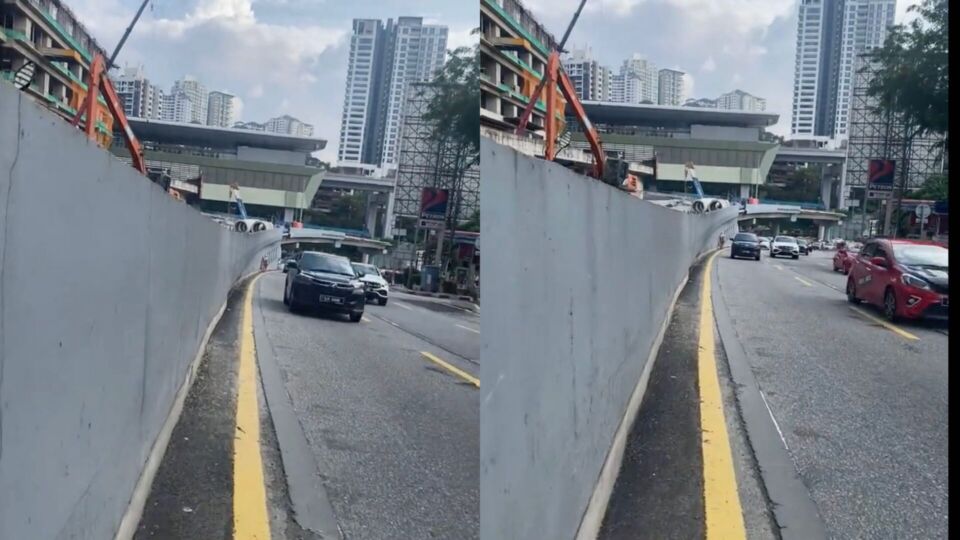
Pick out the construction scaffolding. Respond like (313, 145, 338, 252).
(843, 57, 947, 238)
(394, 82, 480, 229)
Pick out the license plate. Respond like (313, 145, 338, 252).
(942, 297, 949, 307)
(319, 295, 343, 305)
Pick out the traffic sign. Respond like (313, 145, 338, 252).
(915, 204, 932, 219)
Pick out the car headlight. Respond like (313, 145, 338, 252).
(901, 274, 931, 290)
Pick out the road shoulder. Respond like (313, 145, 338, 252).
(599, 254, 779, 540)
(134, 281, 246, 539)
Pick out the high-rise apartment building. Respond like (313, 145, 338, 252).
(163, 76, 208, 124)
(717, 89, 766, 111)
(563, 48, 611, 102)
(161, 92, 192, 124)
(206, 91, 236, 128)
(337, 17, 448, 169)
(114, 66, 164, 120)
(265, 115, 314, 137)
(790, 0, 896, 141)
(657, 68, 685, 106)
(619, 54, 658, 104)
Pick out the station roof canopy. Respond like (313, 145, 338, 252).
(128, 118, 326, 153)
(578, 101, 779, 129)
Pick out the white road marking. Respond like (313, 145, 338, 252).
(759, 390, 789, 451)
(774, 265, 784, 271)
(394, 302, 414, 311)
(794, 276, 813, 287)
(456, 324, 480, 334)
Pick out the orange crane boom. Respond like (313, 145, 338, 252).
(70, 53, 146, 175)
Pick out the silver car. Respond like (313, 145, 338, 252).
(770, 236, 801, 259)
(352, 262, 389, 306)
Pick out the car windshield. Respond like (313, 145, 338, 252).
(299, 253, 356, 276)
(893, 244, 948, 268)
(733, 233, 758, 242)
(774, 236, 796, 244)
(352, 263, 380, 276)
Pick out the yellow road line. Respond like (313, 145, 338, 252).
(234, 274, 271, 540)
(699, 251, 747, 539)
(848, 306, 920, 341)
(794, 276, 813, 287)
(420, 351, 480, 388)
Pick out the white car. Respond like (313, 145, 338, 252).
(770, 236, 801, 259)
(352, 262, 389, 306)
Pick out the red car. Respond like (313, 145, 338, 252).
(846, 239, 949, 321)
(833, 243, 857, 274)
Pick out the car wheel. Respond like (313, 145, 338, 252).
(842, 265, 849, 275)
(349, 311, 363, 323)
(287, 290, 298, 312)
(282, 283, 290, 305)
(883, 288, 898, 322)
(793, 255, 799, 259)
(379, 297, 387, 306)
(846, 279, 861, 304)
(755, 254, 761, 261)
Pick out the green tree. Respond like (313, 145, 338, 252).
(908, 173, 948, 200)
(460, 209, 479, 232)
(864, 0, 948, 143)
(423, 31, 480, 158)
(761, 168, 821, 202)
(305, 193, 366, 229)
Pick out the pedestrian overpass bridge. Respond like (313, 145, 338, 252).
(738, 203, 845, 223)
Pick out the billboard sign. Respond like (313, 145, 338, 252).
(420, 188, 449, 221)
(867, 159, 895, 199)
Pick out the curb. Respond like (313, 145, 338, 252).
(393, 287, 477, 303)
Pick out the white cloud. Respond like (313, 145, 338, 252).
(447, 26, 478, 51)
(896, 0, 923, 25)
(69, 0, 348, 160)
(700, 56, 716, 72)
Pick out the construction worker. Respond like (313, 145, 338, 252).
(260, 254, 269, 272)
(621, 173, 644, 199)
(718, 231, 726, 249)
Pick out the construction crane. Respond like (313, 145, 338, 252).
(70, 53, 145, 175)
(70, 0, 151, 176)
(514, 0, 607, 180)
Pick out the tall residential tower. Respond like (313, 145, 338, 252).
(337, 17, 448, 170)
(790, 0, 896, 142)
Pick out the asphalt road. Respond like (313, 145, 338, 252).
(715, 248, 948, 538)
(254, 273, 479, 539)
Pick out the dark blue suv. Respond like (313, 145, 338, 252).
(730, 232, 761, 261)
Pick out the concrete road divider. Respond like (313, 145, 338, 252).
(480, 138, 738, 540)
(0, 82, 280, 540)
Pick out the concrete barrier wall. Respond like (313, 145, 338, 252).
(0, 82, 279, 539)
(480, 139, 738, 540)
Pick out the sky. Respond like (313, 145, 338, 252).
(67, 0, 477, 162)
(521, 0, 922, 137)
